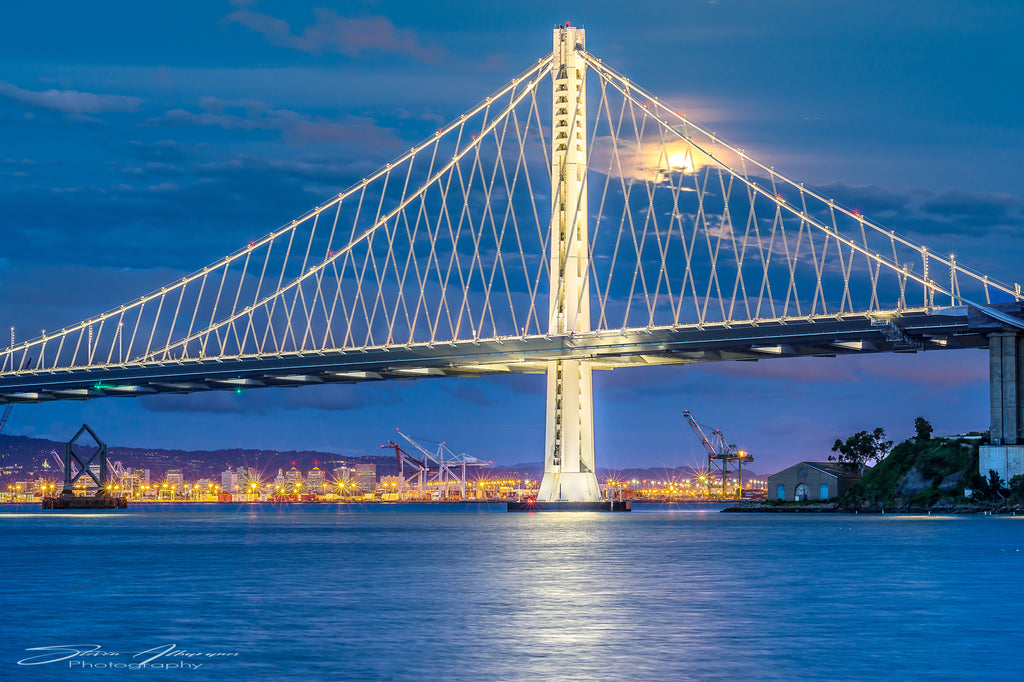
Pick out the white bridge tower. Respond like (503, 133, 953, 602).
(537, 25, 601, 503)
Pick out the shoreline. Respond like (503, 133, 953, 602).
(722, 501, 1024, 515)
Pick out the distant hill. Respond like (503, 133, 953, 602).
(1, 433, 756, 486)
(0, 433, 397, 483)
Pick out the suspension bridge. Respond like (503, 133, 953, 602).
(2, 25, 1022, 501)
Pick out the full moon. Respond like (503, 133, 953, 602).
(668, 152, 695, 173)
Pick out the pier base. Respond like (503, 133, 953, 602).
(42, 492, 128, 510)
(507, 500, 631, 512)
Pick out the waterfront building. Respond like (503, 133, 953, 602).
(350, 463, 377, 493)
(165, 469, 183, 489)
(306, 464, 326, 495)
(220, 468, 239, 493)
(284, 463, 303, 492)
(379, 475, 402, 500)
(768, 462, 865, 502)
(237, 467, 260, 492)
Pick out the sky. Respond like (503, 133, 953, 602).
(1, 0, 1022, 474)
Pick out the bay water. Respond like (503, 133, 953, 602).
(1, 506, 1022, 680)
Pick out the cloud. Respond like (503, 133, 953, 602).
(146, 97, 404, 149)
(443, 383, 497, 406)
(0, 81, 142, 117)
(225, 4, 443, 62)
(140, 383, 398, 415)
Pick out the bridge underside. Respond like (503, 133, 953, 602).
(0, 309, 990, 404)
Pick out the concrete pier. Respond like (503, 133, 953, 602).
(980, 332, 1024, 481)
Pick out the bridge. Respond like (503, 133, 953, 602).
(2, 26, 1022, 500)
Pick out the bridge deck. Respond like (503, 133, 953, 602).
(0, 309, 992, 404)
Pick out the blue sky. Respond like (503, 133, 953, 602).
(1, 1, 1022, 473)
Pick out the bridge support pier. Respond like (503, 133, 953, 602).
(980, 332, 1024, 482)
(538, 358, 601, 502)
(537, 24, 600, 502)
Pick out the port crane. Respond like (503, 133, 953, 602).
(0, 404, 12, 481)
(682, 410, 752, 499)
(384, 429, 490, 500)
(0, 404, 12, 436)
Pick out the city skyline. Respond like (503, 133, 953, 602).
(1, 1, 1023, 473)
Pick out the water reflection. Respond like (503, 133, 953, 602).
(1, 512, 1022, 680)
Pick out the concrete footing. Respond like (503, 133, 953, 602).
(507, 500, 631, 512)
(979, 445, 1024, 483)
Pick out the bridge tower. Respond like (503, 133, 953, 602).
(537, 24, 601, 503)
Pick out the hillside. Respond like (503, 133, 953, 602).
(841, 437, 999, 509)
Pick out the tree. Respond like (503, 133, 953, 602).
(978, 469, 1006, 501)
(829, 427, 893, 470)
(914, 417, 933, 441)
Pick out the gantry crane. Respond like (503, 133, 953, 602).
(385, 429, 490, 500)
(0, 404, 12, 436)
(0, 404, 12, 480)
(682, 410, 752, 499)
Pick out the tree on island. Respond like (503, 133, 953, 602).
(829, 427, 893, 470)
(914, 417, 933, 441)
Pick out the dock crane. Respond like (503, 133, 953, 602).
(0, 405, 12, 436)
(384, 429, 490, 500)
(0, 404, 12, 480)
(682, 410, 752, 499)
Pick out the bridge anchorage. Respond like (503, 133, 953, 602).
(2, 25, 1023, 499)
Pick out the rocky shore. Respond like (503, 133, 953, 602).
(722, 501, 1024, 515)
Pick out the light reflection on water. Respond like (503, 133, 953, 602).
(1, 511, 1022, 681)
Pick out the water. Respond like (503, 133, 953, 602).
(1, 507, 1022, 681)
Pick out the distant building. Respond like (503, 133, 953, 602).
(768, 462, 865, 501)
(350, 463, 377, 493)
(237, 467, 260, 491)
(306, 464, 326, 494)
(220, 468, 239, 493)
(284, 463, 303, 492)
(165, 469, 184, 492)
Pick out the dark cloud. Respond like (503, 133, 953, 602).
(225, 4, 444, 63)
(140, 383, 399, 415)
(919, 190, 1019, 222)
(146, 97, 405, 150)
(443, 382, 497, 406)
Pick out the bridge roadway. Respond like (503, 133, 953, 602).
(0, 306, 1004, 404)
